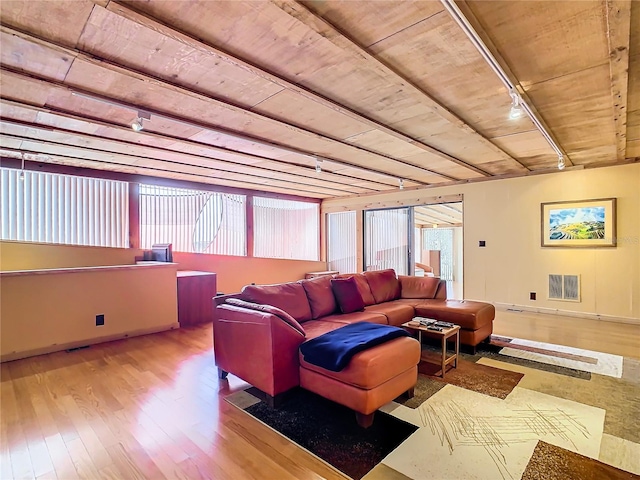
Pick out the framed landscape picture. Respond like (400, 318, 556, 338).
(541, 198, 617, 248)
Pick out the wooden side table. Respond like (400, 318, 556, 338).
(402, 320, 460, 378)
(177, 271, 217, 327)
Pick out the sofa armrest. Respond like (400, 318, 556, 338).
(434, 279, 447, 299)
(214, 303, 305, 397)
(398, 275, 447, 299)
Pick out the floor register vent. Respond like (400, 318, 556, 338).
(549, 274, 580, 302)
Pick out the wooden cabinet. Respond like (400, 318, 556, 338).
(176, 271, 217, 327)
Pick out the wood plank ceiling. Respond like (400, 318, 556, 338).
(0, 0, 637, 199)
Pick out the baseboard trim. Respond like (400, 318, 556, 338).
(490, 302, 639, 325)
(0, 322, 180, 363)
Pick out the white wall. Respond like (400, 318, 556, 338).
(323, 164, 640, 321)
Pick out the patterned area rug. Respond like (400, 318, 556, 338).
(226, 337, 640, 480)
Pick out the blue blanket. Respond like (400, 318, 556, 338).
(299, 322, 410, 372)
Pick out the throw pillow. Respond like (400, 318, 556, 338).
(330, 276, 366, 314)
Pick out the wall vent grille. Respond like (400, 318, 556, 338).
(548, 274, 580, 302)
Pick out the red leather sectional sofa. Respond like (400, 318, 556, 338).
(214, 269, 495, 426)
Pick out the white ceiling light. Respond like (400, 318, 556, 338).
(509, 90, 523, 119)
(557, 154, 565, 170)
(315, 156, 323, 173)
(399, 178, 404, 190)
(131, 117, 144, 132)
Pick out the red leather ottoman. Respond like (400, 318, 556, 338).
(299, 336, 420, 427)
(414, 300, 495, 350)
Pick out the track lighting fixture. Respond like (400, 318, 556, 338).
(509, 90, 523, 119)
(131, 110, 151, 132)
(557, 154, 565, 170)
(315, 157, 323, 173)
(441, 1, 570, 169)
(399, 179, 404, 190)
(131, 117, 144, 132)
(19, 153, 25, 181)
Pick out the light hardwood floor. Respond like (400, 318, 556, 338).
(1, 313, 638, 479)
(493, 309, 640, 359)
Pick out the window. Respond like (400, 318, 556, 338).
(253, 197, 319, 260)
(0, 168, 128, 247)
(139, 184, 246, 255)
(327, 211, 357, 273)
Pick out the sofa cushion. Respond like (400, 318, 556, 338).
(242, 282, 312, 322)
(331, 277, 365, 314)
(364, 269, 401, 304)
(299, 336, 420, 389)
(364, 302, 415, 326)
(225, 298, 305, 335)
(414, 300, 495, 330)
(398, 275, 440, 299)
(300, 276, 337, 319)
(319, 311, 388, 325)
(335, 273, 376, 306)
(300, 319, 344, 340)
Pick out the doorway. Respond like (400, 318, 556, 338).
(363, 203, 463, 299)
(414, 203, 463, 299)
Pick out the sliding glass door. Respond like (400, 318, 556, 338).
(364, 207, 411, 275)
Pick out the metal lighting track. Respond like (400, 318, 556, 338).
(440, 0, 567, 161)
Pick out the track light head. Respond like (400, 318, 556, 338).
(315, 157, 322, 173)
(509, 91, 523, 119)
(399, 179, 404, 190)
(509, 105, 523, 119)
(557, 154, 565, 170)
(131, 117, 144, 132)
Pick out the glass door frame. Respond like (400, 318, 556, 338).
(362, 206, 415, 275)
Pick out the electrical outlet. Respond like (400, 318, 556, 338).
(96, 314, 105, 326)
(530, 292, 536, 300)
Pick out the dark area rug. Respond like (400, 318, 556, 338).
(521, 441, 640, 480)
(233, 387, 418, 480)
(394, 356, 523, 409)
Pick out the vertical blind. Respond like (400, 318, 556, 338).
(424, 227, 454, 281)
(139, 184, 246, 255)
(364, 208, 409, 275)
(253, 197, 319, 260)
(0, 168, 128, 247)
(327, 211, 357, 273)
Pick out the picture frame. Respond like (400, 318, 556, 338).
(541, 198, 616, 248)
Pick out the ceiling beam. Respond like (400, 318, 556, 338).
(414, 209, 461, 223)
(1, 25, 455, 183)
(0, 135, 357, 197)
(0, 98, 397, 190)
(604, 0, 632, 161)
(103, 1, 487, 178)
(452, 0, 573, 168)
(0, 152, 323, 202)
(415, 212, 454, 225)
(0, 147, 338, 198)
(271, 0, 528, 174)
(0, 121, 373, 195)
(0, 66, 434, 188)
